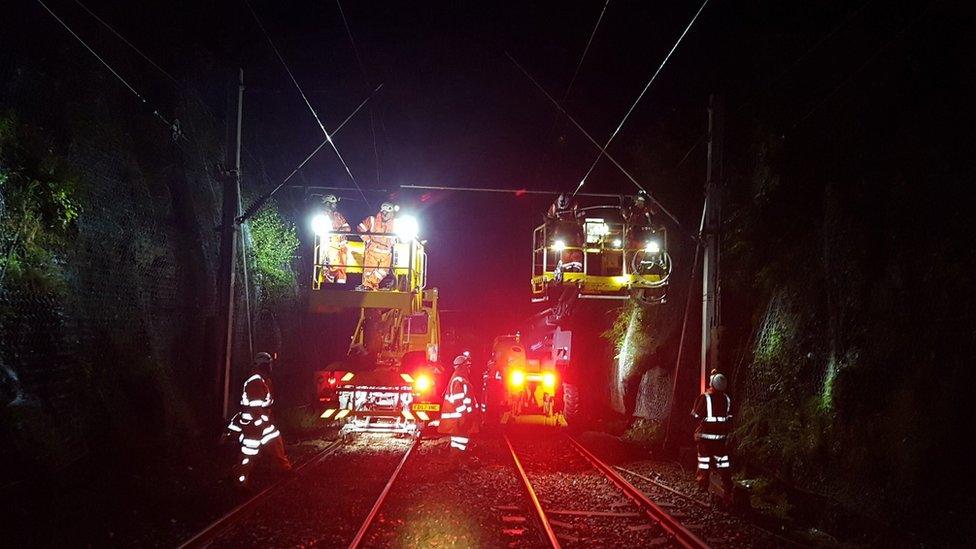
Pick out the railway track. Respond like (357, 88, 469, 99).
(347, 436, 420, 549)
(178, 438, 345, 548)
(504, 432, 709, 549)
(616, 465, 797, 547)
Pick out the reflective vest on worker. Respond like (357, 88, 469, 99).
(227, 361, 291, 484)
(691, 372, 734, 499)
(324, 210, 351, 283)
(439, 370, 479, 436)
(358, 211, 395, 290)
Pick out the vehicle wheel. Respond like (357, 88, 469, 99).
(562, 383, 580, 424)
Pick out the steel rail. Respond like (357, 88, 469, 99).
(566, 436, 709, 549)
(615, 465, 710, 507)
(178, 438, 345, 548)
(503, 433, 563, 549)
(347, 436, 421, 549)
(616, 465, 802, 547)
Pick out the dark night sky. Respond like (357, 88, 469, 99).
(10, 0, 967, 334)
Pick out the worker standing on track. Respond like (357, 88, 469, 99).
(321, 194, 351, 284)
(226, 352, 292, 487)
(691, 370, 734, 504)
(439, 354, 480, 464)
(357, 202, 397, 291)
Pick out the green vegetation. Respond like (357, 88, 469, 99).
(0, 114, 80, 293)
(247, 202, 299, 303)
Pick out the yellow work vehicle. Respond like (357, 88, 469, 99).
(488, 334, 566, 426)
(531, 206, 671, 305)
(309, 213, 445, 436)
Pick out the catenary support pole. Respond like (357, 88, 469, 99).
(701, 94, 723, 392)
(216, 69, 244, 419)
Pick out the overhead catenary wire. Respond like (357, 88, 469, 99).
(506, 53, 689, 237)
(335, 0, 382, 188)
(243, 0, 370, 209)
(35, 0, 183, 138)
(72, 0, 178, 84)
(572, 0, 710, 196)
(563, 0, 611, 100)
(672, 0, 877, 171)
(237, 84, 383, 224)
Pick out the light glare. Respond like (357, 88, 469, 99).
(311, 213, 332, 236)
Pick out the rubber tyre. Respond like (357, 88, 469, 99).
(562, 383, 580, 424)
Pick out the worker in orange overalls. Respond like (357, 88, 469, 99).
(691, 370, 734, 504)
(546, 194, 583, 279)
(321, 194, 351, 284)
(226, 352, 292, 487)
(439, 354, 480, 462)
(356, 202, 397, 291)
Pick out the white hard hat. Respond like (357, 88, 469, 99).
(709, 372, 727, 392)
(453, 354, 469, 366)
(254, 352, 273, 365)
(322, 194, 338, 206)
(380, 202, 398, 213)
(557, 194, 569, 209)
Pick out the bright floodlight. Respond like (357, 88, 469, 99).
(645, 240, 661, 254)
(612, 238, 622, 248)
(552, 239, 567, 252)
(395, 215, 420, 241)
(311, 213, 332, 236)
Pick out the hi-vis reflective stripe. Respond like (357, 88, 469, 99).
(416, 411, 430, 421)
(450, 436, 468, 451)
(402, 410, 415, 421)
(242, 413, 253, 420)
(262, 425, 276, 435)
(442, 412, 462, 419)
(227, 423, 242, 432)
(242, 438, 261, 448)
(260, 430, 280, 445)
(400, 373, 415, 383)
(714, 455, 729, 462)
(698, 456, 710, 462)
(445, 393, 465, 402)
(700, 433, 726, 440)
(698, 462, 710, 469)
(704, 393, 730, 422)
(321, 409, 336, 419)
(335, 409, 351, 419)
(242, 446, 259, 456)
(340, 372, 355, 382)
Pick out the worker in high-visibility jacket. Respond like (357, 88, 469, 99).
(227, 352, 292, 486)
(321, 194, 351, 284)
(691, 370, 734, 501)
(439, 354, 479, 457)
(546, 194, 583, 278)
(356, 202, 397, 291)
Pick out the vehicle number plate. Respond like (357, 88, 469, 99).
(411, 403, 440, 412)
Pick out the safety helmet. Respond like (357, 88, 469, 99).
(322, 194, 339, 208)
(380, 202, 397, 214)
(634, 191, 648, 206)
(709, 372, 728, 392)
(556, 194, 569, 209)
(254, 352, 273, 365)
(453, 354, 470, 366)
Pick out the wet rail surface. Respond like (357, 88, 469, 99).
(356, 433, 547, 548)
(615, 462, 795, 548)
(181, 434, 416, 548)
(505, 431, 709, 548)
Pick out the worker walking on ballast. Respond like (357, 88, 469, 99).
(692, 370, 734, 504)
(226, 352, 292, 487)
(439, 354, 480, 464)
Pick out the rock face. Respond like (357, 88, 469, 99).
(634, 367, 671, 421)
